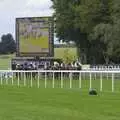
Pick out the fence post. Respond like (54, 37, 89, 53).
(30, 72, 33, 87)
(53, 72, 55, 88)
(12, 72, 14, 85)
(61, 72, 63, 88)
(1, 73, 2, 85)
(24, 72, 26, 87)
(37, 72, 40, 88)
(112, 73, 114, 92)
(90, 72, 92, 89)
(6, 72, 8, 85)
(70, 72, 72, 89)
(45, 72, 47, 88)
(79, 72, 81, 89)
(18, 71, 20, 87)
(100, 72, 103, 92)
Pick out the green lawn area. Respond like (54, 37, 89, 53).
(0, 70, 119, 120)
(54, 47, 77, 59)
(0, 54, 14, 70)
(0, 80, 120, 120)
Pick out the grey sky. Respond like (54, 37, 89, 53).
(0, 0, 54, 39)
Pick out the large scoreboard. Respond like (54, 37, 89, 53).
(16, 17, 54, 57)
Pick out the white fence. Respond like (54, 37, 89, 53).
(89, 65, 120, 71)
(0, 70, 120, 92)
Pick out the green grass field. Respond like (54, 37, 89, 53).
(0, 78, 120, 120)
(54, 47, 77, 59)
(0, 54, 14, 70)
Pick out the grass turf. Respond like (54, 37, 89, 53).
(54, 47, 77, 59)
(0, 54, 14, 70)
(0, 85, 120, 120)
(0, 73, 120, 120)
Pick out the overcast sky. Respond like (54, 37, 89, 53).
(0, 0, 56, 40)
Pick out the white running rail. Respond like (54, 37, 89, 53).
(0, 70, 119, 92)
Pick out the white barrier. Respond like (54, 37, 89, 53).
(89, 65, 120, 71)
(0, 70, 119, 92)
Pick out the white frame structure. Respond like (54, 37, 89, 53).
(0, 70, 118, 92)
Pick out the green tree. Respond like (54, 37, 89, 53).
(63, 48, 76, 64)
(0, 33, 16, 54)
(52, 0, 113, 64)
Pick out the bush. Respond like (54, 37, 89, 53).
(89, 89, 98, 95)
(63, 48, 77, 64)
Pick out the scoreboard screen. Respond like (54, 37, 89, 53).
(16, 17, 54, 57)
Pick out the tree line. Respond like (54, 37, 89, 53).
(0, 33, 16, 54)
(51, 0, 120, 64)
